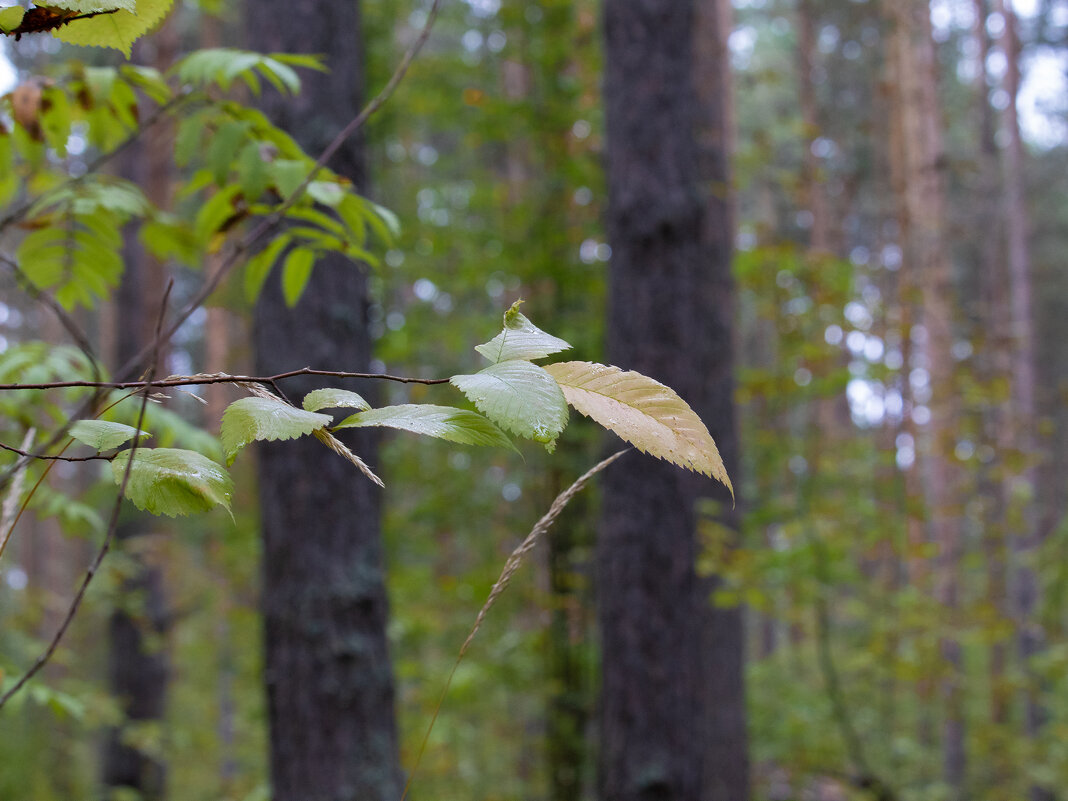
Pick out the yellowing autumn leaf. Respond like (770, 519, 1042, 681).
(544, 361, 732, 495)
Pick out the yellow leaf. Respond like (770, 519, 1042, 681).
(544, 361, 732, 494)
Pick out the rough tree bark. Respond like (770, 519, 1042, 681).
(245, 3, 402, 800)
(598, 2, 748, 801)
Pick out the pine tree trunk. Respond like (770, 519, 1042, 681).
(245, 3, 401, 800)
(599, 2, 748, 800)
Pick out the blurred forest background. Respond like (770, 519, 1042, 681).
(0, 0, 1067, 800)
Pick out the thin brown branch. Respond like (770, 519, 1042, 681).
(0, 281, 172, 711)
(0, 367, 452, 392)
(0, 441, 113, 462)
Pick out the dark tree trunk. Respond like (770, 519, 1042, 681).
(598, 2, 748, 801)
(245, 3, 402, 801)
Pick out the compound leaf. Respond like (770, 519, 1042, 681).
(475, 301, 571, 363)
(220, 396, 331, 466)
(69, 420, 148, 451)
(111, 448, 232, 517)
(302, 388, 371, 413)
(544, 361, 732, 493)
(334, 404, 516, 451)
(450, 359, 568, 450)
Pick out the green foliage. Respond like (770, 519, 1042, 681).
(335, 404, 517, 451)
(68, 420, 147, 451)
(51, 0, 175, 57)
(110, 447, 232, 517)
(451, 361, 568, 452)
(174, 48, 320, 95)
(301, 388, 371, 412)
(473, 302, 571, 363)
(220, 396, 332, 466)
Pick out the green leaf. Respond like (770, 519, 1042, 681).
(281, 246, 315, 307)
(69, 420, 148, 451)
(334, 404, 516, 451)
(111, 448, 232, 517)
(450, 360, 568, 450)
(302, 388, 371, 413)
(0, 6, 25, 33)
(306, 180, 345, 207)
(544, 361, 732, 492)
(52, 0, 175, 57)
(220, 396, 332, 466)
(475, 301, 571, 363)
(269, 159, 308, 199)
(244, 233, 290, 301)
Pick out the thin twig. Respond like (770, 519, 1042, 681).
(0, 441, 113, 462)
(0, 429, 35, 557)
(400, 450, 629, 801)
(0, 367, 452, 392)
(0, 281, 173, 711)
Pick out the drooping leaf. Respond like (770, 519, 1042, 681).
(111, 448, 233, 517)
(52, 0, 175, 57)
(220, 396, 332, 466)
(544, 361, 732, 492)
(302, 388, 371, 413)
(69, 420, 148, 451)
(281, 246, 315, 307)
(475, 301, 571, 363)
(450, 360, 568, 450)
(334, 404, 516, 451)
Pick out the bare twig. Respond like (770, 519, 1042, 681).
(0, 440, 112, 462)
(0, 367, 451, 392)
(0, 281, 173, 711)
(0, 429, 35, 557)
(400, 450, 629, 801)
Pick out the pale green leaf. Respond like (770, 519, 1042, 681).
(475, 301, 571, 363)
(220, 396, 331, 466)
(544, 361, 732, 492)
(302, 388, 370, 413)
(244, 233, 291, 301)
(334, 404, 516, 451)
(52, 0, 175, 57)
(450, 360, 568, 450)
(49, 0, 137, 12)
(69, 420, 148, 451)
(111, 448, 232, 517)
(0, 6, 25, 33)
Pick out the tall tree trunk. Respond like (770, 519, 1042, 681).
(101, 19, 179, 799)
(883, 1, 964, 795)
(599, 2, 748, 801)
(245, 4, 402, 801)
